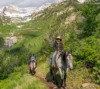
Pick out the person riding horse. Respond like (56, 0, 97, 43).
(28, 54, 37, 66)
(28, 54, 37, 74)
(51, 36, 64, 67)
(50, 36, 73, 88)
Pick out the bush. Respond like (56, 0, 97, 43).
(0, 37, 4, 48)
(79, 2, 100, 37)
(73, 36, 100, 83)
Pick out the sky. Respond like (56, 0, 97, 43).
(0, 0, 85, 8)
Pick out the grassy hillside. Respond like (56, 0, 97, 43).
(0, 0, 100, 89)
(0, 65, 47, 89)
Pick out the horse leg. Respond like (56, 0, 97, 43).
(66, 68, 69, 72)
(52, 69, 56, 82)
(63, 71, 67, 88)
(33, 62, 36, 74)
(50, 66, 54, 81)
(32, 68, 34, 75)
(50, 67, 55, 80)
(51, 68, 58, 85)
(30, 68, 32, 74)
(33, 68, 36, 74)
(50, 66, 53, 76)
(50, 67, 53, 77)
(59, 68, 63, 88)
(30, 62, 34, 75)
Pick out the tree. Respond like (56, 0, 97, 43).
(80, 1, 99, 37)
(0, 37, 4, 48)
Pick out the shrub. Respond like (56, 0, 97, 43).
(73, 36, 100, 83)
(79, 2, 99, 37)
(0, 37, 4, 48)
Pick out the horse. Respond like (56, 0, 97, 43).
(29, 60, 37, 75)
(50, 50, 73, 88)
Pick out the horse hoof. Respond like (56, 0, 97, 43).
(63, 86, 67, 89)
(57, 85, 61, 88)
(53, 87, 57, 89)
(52, 80, 57, 85)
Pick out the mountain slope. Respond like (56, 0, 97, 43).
(0, 0, 100, 89)
(0, 1, 64, 24)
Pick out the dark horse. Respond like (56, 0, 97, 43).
(50, 51, 73, 88)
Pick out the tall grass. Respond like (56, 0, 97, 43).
(0, 65, 47, 89)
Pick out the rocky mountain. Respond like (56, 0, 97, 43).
(0, 0, 66, 24)
(0, 0, 84, 24)
(0, 5, 34, 23)
(0, 4, 53, 23)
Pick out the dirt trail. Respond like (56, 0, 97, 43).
(34, 74, 59, 89)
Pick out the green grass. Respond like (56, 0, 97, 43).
(0, 24, 17, 37)
(37, 56, 100, 89)
(0, 65, 47, 89)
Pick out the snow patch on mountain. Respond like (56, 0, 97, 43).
(0, 0, 66, 23)
(2, 5, 35, 18)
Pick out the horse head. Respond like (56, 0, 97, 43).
(65, 51, 73, 70)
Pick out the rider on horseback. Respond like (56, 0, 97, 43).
(28, 54, 37, 75)
(28, 54, 37, 66)
(51, 36, 64, 67)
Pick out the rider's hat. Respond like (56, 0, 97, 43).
(56, 36, 62, 40)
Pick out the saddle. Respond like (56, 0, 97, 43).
(53, 50, 65, 68)
(56, 50, 65, 59)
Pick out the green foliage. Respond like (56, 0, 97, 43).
(0, 0, 100, 87)
(0, 37, 4, 48)
(95, 13, 100, 37)
(80, 2, 100, 37)
(0, 65, 47, 89)
(73, 36, 100, 83)
(75, 1, 100, 83)
(93, 61, 100, 84)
